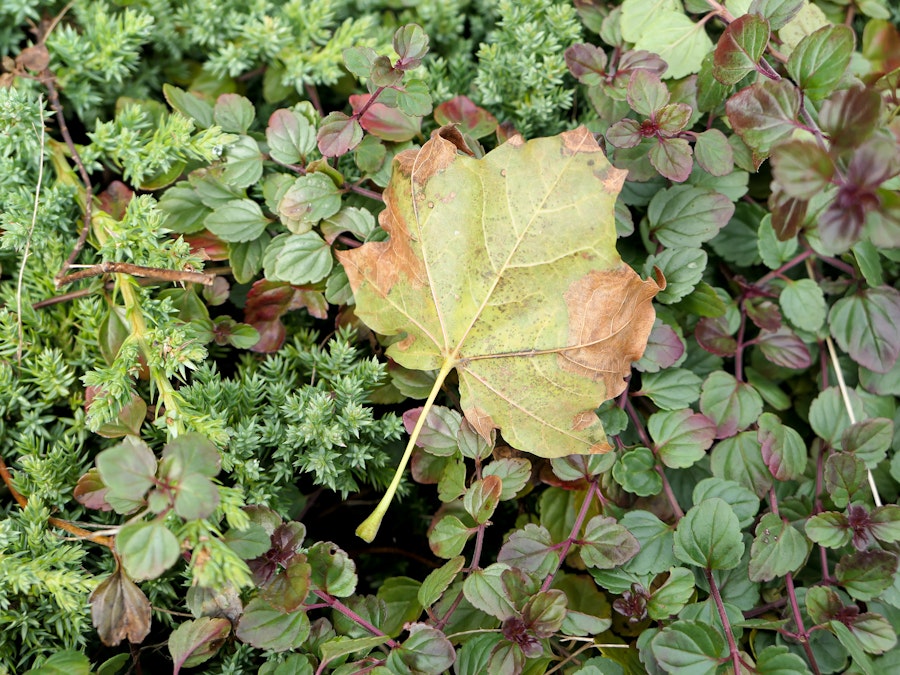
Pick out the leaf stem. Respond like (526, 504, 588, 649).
(541, 481, 598, 592)
(16, 97, 45, 367)
(356, 357, 457, 542)
(312, 590, 400, 648)
(805, 258, 881, 507)
(704, 568, 745, 674)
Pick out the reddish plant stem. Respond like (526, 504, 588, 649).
(541, 481, 598, 592)
(33, 286, 98, 308)
(785, 573, 822, 675)
(757, 249, 814, 286)
(0, 454, 113, 547)
(656, 466, 685, 520)
(733, 308, 748, 382)
(312, 590, 400, 648)
(769, 487, 822, 674)
(56, 261, 214, 287)
(623, 396, 653, 449)
(704, 568, 746, 673)
(43, 76, 95, 284)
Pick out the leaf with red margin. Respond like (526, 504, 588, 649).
(244, 280, 328, 353)
(434, 96, 498, 139)
(350, 94, 421, 142)
(713, 14, 770, 85)
(183, 231, 229, 261)
(726, 79, 801, 165)
(758, 327, 812, 370)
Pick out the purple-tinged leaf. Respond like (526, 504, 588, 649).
(403, 405, 462, 456)
(700, 372, 763, 439)
(464, 475, 502, 525)
(848, 613, 898, 655)
(261, 555, 312, 613)
(806, 585, 845, 623)
(317, 111, 363, 157)
(636, 319, 685, 373)
(392, 24, 430, 69)
(350, 94, 421, 142)
(713, 14, 770, 85)
(169, 617, 231, 673)
(869, 505, 900, 545)
(90, 567, 152, 646)
(748, 0, 804, 31)
(498, 524, 556, 576)
(649, 137, 693, 182)
(370, 55, 402, 87)
(695, 315, 737, 356)
(522, 590, 567, 637)
(388, 623, 455, 674)
(757, 413, 807, 481)
(786, 25, 855, 101)
(842, 418, 893, 468)
(745, 298, 782, 332)
(565, 43, 608, 85)
(693, 129, 733, 176)
(862, 17, 900, 75)
(758, 327, 812, 369)
(617, 50, 668, 78)
(768, 187, 808, 241)
(805, 511, 852, 549)
(606, 118, 643, 148)
(655, 103, 692, 133)
(627, 70, 670, 117)
(819, 84, 882, 152)
(824, 452, 867, 508)
(74, 469, 112, 511)
(835, 550, 898, 601)
(580, 516, 640, 569)
(648, 409, 716, 469)
(771, 140, 836, 200)
(726, 79, 801, 163)
(829, 287, 900, 373)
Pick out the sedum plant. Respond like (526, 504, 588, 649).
(0, 0, 899, 674)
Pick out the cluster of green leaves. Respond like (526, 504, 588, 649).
(1, 0, 900, 673)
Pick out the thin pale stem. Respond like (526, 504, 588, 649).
(805, 259, 881, 507)
(17, 97, 46, 366)
(357, 357, 457, 542)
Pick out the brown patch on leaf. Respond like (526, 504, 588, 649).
(572, 409, 599, 432)
(464, 406, 496, 442)
(560, 126, 603, 155)
(560, 266, 664, 399)
(90, 565, 152, 646)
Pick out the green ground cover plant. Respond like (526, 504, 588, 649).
(1, 0, 899, 673)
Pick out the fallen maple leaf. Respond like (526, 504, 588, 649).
(339, 126, 663, 540)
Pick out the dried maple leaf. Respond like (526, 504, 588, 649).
(339, 126, 663, 540)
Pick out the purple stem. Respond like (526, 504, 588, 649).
(541, 481, 599, 592)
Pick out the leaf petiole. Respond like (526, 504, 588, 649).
(356, 356, 457, 542)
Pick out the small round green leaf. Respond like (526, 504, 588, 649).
(117, 521, 181, 581)
(204, 199, 270, 243)
(674, 498, 745, 570)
